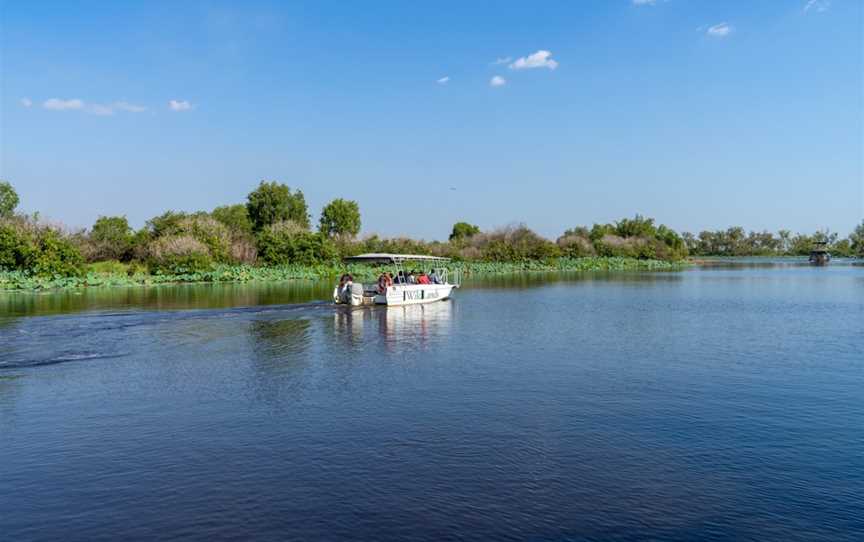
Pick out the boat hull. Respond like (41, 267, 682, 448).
(334, 284, 456, 306)
(381, 284, 455, 306)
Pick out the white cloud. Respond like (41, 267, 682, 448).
(492, 56, 512, 65)
(490, 75, 507, 87)
(20, 97, 33, 108)
(437, 76, 450, 85)
(804, 0, 830, 13)
(114, 101, 147, 113)
(41, 98, 147, 115)
(509, 50, 558, 70)
(706, 22, 733, 37)
(169, 99, 192, 111)
(43, 98, 85, 111)
(632, 0, 656, 5)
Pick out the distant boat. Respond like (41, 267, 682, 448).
(334, 253, 460, 306)
(809, 242, 830, 266)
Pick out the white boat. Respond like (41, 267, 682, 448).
(333, 253, 460, 306)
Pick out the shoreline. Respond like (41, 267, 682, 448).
(0, 257, 687, 292)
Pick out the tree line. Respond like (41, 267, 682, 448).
(0, 179, 862, 279)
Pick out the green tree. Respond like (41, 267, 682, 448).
(257, 222, 337, 265)
(319, 198, 361, 238)
(449, 222, 480, 242)
(0, 181, 20, 218)
(90, 215, 133, 261)
(211, 204, 253, 238)
(246, 181, 309, 232)
(850, 220, 864, 257)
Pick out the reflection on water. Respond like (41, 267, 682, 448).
(0, 280, 333, 317)
(332, 302, 454, 352)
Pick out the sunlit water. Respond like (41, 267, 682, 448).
(1, 263, 863, 541)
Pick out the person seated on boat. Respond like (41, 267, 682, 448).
(395, 271, 405, 284)
(407, 271, 417, 284)
(386, 272, 394, 286)
(377, 273, 389, 294)
(417, 271, 431, 285)
(338, 273, 352, 288)
(428, 269, 441, 284)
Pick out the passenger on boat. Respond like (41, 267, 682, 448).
(387, 272, 395, 286)
(407, 271, 417, 284)
(429, 269, 441, 284)
(417, 271, 431, 284)
(377, 273, 390, 294)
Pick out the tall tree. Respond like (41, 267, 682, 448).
(90, 215, 134, 260)
(246, 181, 309, 232)
(449, 222, 480, 241)
(318, 198, 361, 238)
(0, 181, 19, 218)
(850, 220, 864, 257)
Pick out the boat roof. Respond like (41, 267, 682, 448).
(343, 253, 451, 264)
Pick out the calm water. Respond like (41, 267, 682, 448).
(1, 264, 863, 541)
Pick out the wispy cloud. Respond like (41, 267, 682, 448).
(114, 101, 147, 113)
(804, 0, 830, 13)
(169, 99, 193, 111)
(490, 75, 507, 87)
(41, 98, 147, 115)
(437, 76, 450, 85)
(509, 50, 558, 70)
(492, 56, 512, 65)
(43, 98, 85, 111)
(20, 97, 33, 108)
(706, 22, 733, 38)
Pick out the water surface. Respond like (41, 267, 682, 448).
(1, 264, 862, 541)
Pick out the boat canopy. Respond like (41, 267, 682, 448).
(343, 253, 451, 264)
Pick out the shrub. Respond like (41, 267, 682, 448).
(147, 235, 213, 274)
(257, 221, 337, 265)
(556, 234, 596, 257)
(211, 204, 253, 238)
(0, 219, 83, 277)
(176, 216, 232, 263)
(466, 224, 560, 262)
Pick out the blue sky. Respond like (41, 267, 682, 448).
(1, 0, 861, 239)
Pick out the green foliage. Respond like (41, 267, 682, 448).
(0, 223, 33, 269)
(212, 204, 253, 238)
(319, 198, 361, 238)
(257, 222, 337, 266)
(144, 212, 232, 263)
(0, 219, 83, 277)
(89, 215, 134, 261)
(146, 210, 191, 237)
(449, 222, 481, 242)
(465, 224, 561, 262)
(615, 214, 657, 238)
(0, 257, 687, 291)
(688, 226, 860, 257)
(851, 220, 864, 257)
(146, 235, 213, 274)
(0, 181, 19, 218)
(246, 181, 310, 232)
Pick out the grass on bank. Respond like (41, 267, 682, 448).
(0, 257, 687, 291)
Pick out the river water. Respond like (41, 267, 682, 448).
(1, 263, 862, 541)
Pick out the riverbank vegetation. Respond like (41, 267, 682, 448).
(0, 179, 861, 290)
